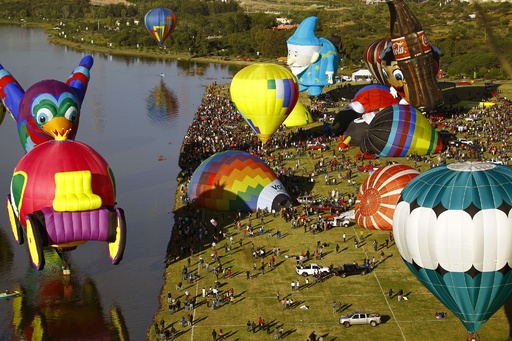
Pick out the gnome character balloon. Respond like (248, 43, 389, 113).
(286, 16, 340, 97)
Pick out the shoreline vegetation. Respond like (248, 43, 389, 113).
(0, 20, 264, 68)
(5, 20, 512, 340)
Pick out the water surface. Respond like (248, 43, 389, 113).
(0, 24, 239, 340)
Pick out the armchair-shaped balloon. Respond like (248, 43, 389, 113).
(0, 55, 93, 152)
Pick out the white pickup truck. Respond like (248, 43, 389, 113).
(339, 311, 381, 327)
(295, 263, 330, 277)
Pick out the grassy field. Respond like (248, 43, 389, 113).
(148, 80, 512, 341)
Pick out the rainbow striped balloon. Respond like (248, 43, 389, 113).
(188, 150, 291, 212)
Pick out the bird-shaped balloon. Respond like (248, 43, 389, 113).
(0, 55, 94, 152)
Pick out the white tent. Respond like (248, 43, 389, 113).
(351, 69, 373, 82)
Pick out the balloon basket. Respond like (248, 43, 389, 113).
(467, 332, 480, 341)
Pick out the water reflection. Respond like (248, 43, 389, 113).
(146, 77, 180, 124)
(176, 59, 205, 76)
(9, 252, 128, 340)
(0, 226, 14, 274)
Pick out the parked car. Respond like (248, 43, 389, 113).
(297, 195, 318, 204)
(332, 216, 350, 227)
(333, 263, 369, 278)
(310, 203, 343, 215)
(307, 142, 329, 151)
(457, 80, 472, 85)
(356, 151, 377, 161)
(339, 311, 381, 327)
(296, 263, 330, 277)
(458, 138, 473, 145)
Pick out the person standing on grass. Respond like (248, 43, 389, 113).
(212, 329, 217, 341)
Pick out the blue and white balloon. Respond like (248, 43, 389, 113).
(393, 162, 512, 335)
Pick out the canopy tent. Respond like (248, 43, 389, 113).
(351, 69, 373, 82)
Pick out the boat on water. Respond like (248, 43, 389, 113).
(0, 291, 21, 299)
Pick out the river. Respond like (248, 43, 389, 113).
(0, 24, 240, 340)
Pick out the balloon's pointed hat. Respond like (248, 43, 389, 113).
(286, 16, 321, 46)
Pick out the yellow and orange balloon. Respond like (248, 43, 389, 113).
(230, 64, 299, 143)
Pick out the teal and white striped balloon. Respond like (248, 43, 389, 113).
(393, 162, 512, 334)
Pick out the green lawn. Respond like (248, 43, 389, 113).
(150, 121, 512, 340)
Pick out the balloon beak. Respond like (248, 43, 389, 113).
(42, 117, 74, 141)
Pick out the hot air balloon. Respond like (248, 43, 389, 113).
(0, 55, 94, 153)
(393, 162, 512, 339)
(286, 16, 341, 96)
(188, 150, 292, 213)
(7, 139, 126, 270)
(355, 164, 419, 230)
(230, 63, 299, 144)
(331, 84, 401, 134)
(363, 38, 391, 86)
(359, 104, 443, 157)
(353, 84, 402, 114)
(283, 101, 312, 127)
(144, 8, 177, 46)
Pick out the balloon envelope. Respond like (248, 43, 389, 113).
(188, 150, 291, 212)
(353, 84, 400, 113)
(8, 140, 126, 269)
(360, 104, 442, 157)
(355, 164, 419, 230)
(283, 101, 312, 127)
(11, 140, 116, 221)
(363, 38, 391, 86)
(144, 8, 177, 45)
(393, 162, 512, 333)
(230, 63, 298, 143)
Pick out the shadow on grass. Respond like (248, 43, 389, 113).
(192, 315, 208, 325)
(222, 330, 238, 340)
(320, 332, 336, 341)
(504, 297, 512, 338)
(380, 315, 393, 324)
(281, 327, 297, 338)
(336, 303, 352, 313)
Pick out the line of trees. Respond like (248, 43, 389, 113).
(1, 0, 511, 79)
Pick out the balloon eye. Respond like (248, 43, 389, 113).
(393, 70, 404, 81)
(382, 69, 389, 79)
(36, 108, 54, 125)
(65, 106, 78, 122)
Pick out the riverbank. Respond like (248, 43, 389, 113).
(0, 20, 263, 68)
